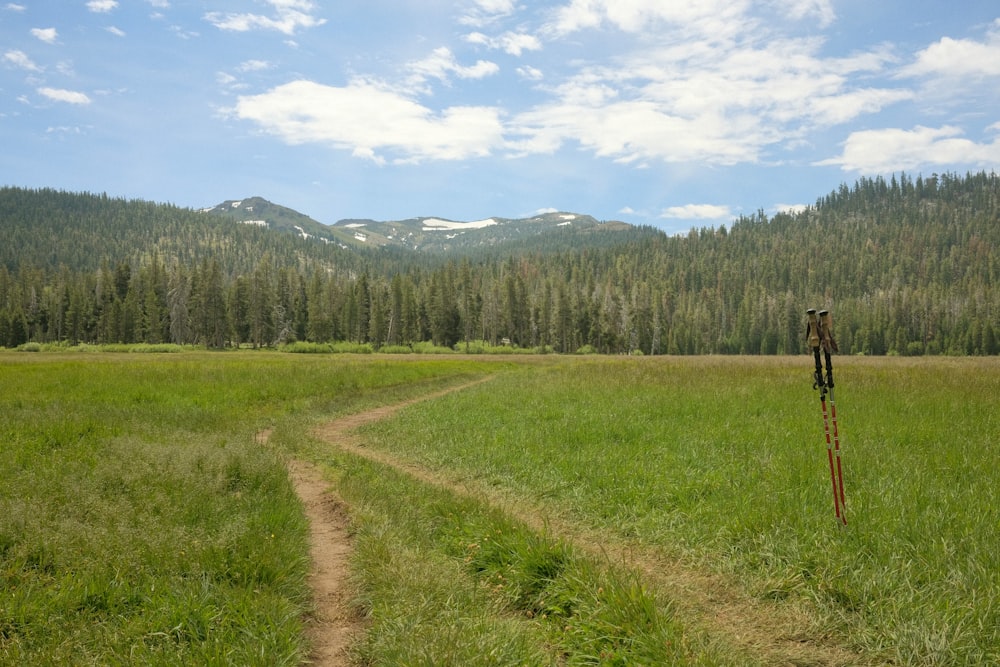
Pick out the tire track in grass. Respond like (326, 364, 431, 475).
(301, 377, 872, 666)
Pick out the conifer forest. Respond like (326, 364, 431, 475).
(1, 171, 998, 355)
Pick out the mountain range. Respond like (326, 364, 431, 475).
(201, 196, 636, 253)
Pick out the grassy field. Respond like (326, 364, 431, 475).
(352, 355, 1000, 665)
(0, 352, 495, 664)
(2, 351, 998, 665)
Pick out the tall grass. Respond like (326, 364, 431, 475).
(0, 352, 496, 664)
(331, 451, 723, 665)
(357, 355, 1000, 665)
(5, 353, 997, 664)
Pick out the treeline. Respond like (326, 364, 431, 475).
(1, 172, 998, 354)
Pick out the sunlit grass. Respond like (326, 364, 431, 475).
(333, 452, 721, 665)
(4, 352, 997, 665)
(358, 355, 1000, 665)
(0, 352, 495, 664)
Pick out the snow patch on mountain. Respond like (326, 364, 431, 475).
(422, 218, 497, 231)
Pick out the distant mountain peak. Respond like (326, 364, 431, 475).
(201, 196, 343, 245)
(202, 199, 636, 252)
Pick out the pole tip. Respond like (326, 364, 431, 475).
(806, 308, 817, 315)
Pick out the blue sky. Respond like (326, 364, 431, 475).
(3, 1, 1000, 234)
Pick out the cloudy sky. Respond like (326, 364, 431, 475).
(3, 1, 1000, 233)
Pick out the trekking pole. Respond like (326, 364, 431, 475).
(806, 309, 845, 525)
(820, 310, 847, 523)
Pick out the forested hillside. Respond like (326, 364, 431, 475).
(0, 187, 363, 277)
(1, 172, 998, 354)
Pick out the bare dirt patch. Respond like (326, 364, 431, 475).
(295, 377, 870, 666)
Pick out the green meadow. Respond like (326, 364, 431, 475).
(1, 352, 998, 665)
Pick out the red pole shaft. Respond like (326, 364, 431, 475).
(821, 397, 842, 522)
(830, 395, 847, 523)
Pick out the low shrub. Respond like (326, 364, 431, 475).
(411, 342, 455, 355)
(378, 345, 414, 354)
(281, 341, 333, 354)
(331, 341, 374, 354)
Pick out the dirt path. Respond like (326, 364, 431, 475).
(291, 378, 870, 666)
(287, 459, 363, 666)
(284, 379, 495, 666)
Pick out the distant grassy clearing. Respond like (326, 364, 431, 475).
(356, 355, 1000, 665)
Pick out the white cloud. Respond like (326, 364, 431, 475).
(767, 0, 835, 27)
(899, 32, 1000, 79)
(407, 47, 499, 90)
(169, 25, 199, 39)
(46, 125, 87, 136)
(3, 49, 42, 72)
(805, 87, 913, 126)
(502, 33, 543, 56)
(5, 3, 26, 11)
(504, 25, 907, 166)
(238, 59, 272, 72)
(816, 125, 1000, 173)
(220, 0, 977, 186)
(517, 65, 543, 81)
(510, 97, 758, 165)
(465, 31, 542, 56)
(460, 0, 515, 27)
(474, 0, 514, 13)
(233, 79, 505, 163)
(146, 0, 169, 7)
(87, 0, 118, 13)
(216, 60, 272, 89)
(38, 87, 92, 104)
(106, 26, 126, 37)
(465, 32, 487, 46)
(547, 0, 835, 38)
(205, 0, 325, 36)
(540, 0, 849, 154)
(547, 0, 750, 39)
(31, 28, 58, 44)
(661, 204, 732, 220)
(55, 60, 76, 77)
(773, 203, 807, 214)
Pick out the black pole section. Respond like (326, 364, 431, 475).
(806, 309, 825, 397)
(819, 310, 837, 389)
